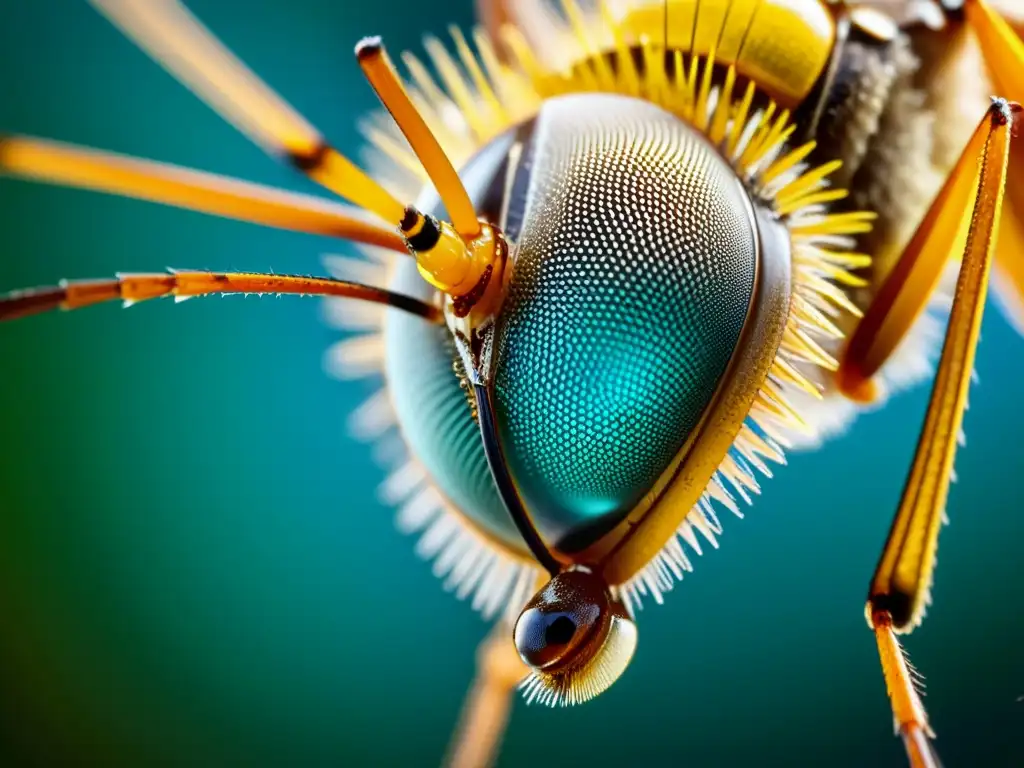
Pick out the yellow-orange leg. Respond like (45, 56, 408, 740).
(0, 270, 442, 323)
(854, 99, 1017, 768)
(444, 626, 526, 768)
(87, 0, 407, 224)
(967, 0, 1024, 336)
(0, 136, 408, 253)
(836, 0, 1024, 397)
(871, 611, 937, 768)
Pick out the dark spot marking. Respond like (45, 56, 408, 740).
(288, 142, 330, 172)
(400, 205, 419, 232)
(545, 615, 577, 646)
(0, 286, 67, 321)
(869, 590, 914, 631)
(452, 263, 492, 317)
(355, 36, 382, 61)
(407, 214, 441, 252)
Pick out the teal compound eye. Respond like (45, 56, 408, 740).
(490, 93, 758, 554)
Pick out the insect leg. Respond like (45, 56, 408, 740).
(965, 0, 1024, 101)
(835, 95, 1019, 399)
(0, 136, 407, 253)
(961, 0, 1024, 336)
(993, 164, 1024, 336)
(87, 0, 407, 224)
(853, 100, 1017, 768)
(444, 626, 526, 768)
(0, 271, 442, 324)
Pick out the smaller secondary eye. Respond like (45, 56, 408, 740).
(513, 570, 606, 670)
(515, 608, 586, 669)
(514, 568, 638, 707)
(545, 614, 577, 646)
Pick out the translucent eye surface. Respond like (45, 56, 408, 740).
(384, 131, 528, 555)
(493, 94, 757, 552)
(514, 569, 605, 670)
(515, 568, 638, 706)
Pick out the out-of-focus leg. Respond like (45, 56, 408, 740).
(444, 626, 526, 768)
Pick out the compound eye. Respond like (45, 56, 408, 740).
(492, 94, 757, 554)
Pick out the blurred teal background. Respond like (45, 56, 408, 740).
(1, 1, 1022, 766)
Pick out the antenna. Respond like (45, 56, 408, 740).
(80, 0, 506, 308)
(356, 37, 504, 305)
(2, 1, 508, 323)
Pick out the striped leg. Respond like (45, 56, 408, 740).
(847, 99, 1017, 768)
(0, 270, 441, 323)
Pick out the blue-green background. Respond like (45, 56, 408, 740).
(1, 2, 1021, 765)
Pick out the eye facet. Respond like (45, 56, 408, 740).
(493, 93, 758, 552)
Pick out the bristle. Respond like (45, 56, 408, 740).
(707, 475, 742, 516)
(761, 140, 817, 187)
(665, 50, 685, 115)
(347, 389, 397, 441)
(599, 0, 639, 95)
(708, 65, 736, 145)
(395, 484, 443, 533)
(400, 52, 449, 115)
(684, 53, 701, 116)
(423, 36, 487, 140)
(748, 114, 794, 174)
(449, 26, 506, 127)
(777, 160, 845, 208)
(727, 81, 756, 157)
(500, 24, 547, 86)
(691, 47, 714, 131)
(318, 252, 391, 334)
(772, 356, 824, 399)
(382, 462, 429, 508)
(319, 180, 544, 624)
(561, 0, 614, 90)
(738, 102, 777, 167)
(359, 123, 426, 181)
(618, 87, 874, 608)
(519, 612, 637, 707)
(320, 296, 385, 331)
(376, 452, 542, 623)
(322, 253, 390, 284)
(323, 335, 385, 380)
(640, 39, 666, 105)
(506, 0, 577, 71)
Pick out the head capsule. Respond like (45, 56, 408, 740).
(387, 92, 778, 705)
(470, 93, 767, 703)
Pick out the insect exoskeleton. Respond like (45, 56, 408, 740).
(327, 0, 875, 705)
